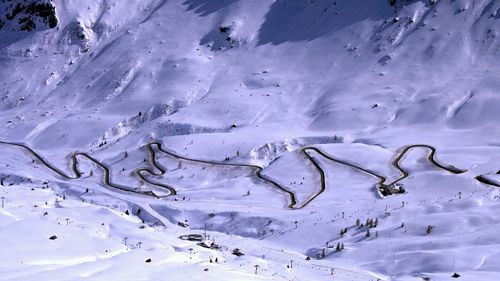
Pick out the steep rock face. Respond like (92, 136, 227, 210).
(60, 20, 91, 52)
(389, 0, 437, 8)
(0, 0, 58, 32)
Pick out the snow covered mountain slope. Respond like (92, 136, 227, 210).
(1, 0, 500, 280)
(1, 0, 498, 148)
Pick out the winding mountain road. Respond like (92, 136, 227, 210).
(0, 140, 175, 226)
(1, 140, 495, 211)
(0, 141, 160, 198)
(296, 144, 467, 207)
(475, 175, 500, 188)
(140, 142, 468, 208)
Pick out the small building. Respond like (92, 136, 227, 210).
(378, 183, 405, 196)
(198, 239, 214, 249)
(177, 220, 190, 227)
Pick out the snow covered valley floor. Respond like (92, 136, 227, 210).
(1, 0, 500, 280)
(2, 137, 500, 280)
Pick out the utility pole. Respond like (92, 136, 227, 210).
(254, 265, 260, 275)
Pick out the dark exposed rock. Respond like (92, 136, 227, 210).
(18, 16, 35, 31)
(378, 54, 392, 65)
(219, 26, 230, 33)
(388, 0, 436, 11)
(0, 1, 58, 32)
(201, 24, 240, 51)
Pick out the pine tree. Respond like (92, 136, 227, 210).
(426, 225, 434, 235)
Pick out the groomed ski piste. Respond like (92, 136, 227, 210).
(1, 0, 500, 280)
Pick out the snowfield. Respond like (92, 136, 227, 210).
(1, 0, 500, 280)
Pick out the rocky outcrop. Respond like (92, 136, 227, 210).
(0, 0, 58, 32)
(388, 0, 437, 9)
